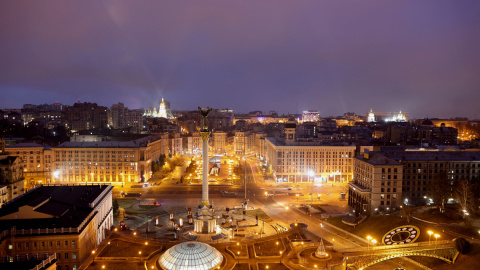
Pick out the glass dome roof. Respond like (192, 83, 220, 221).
(159, 242, 223, 270)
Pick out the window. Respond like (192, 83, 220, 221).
(72, 253, 76, 259)
(50, 242, 53, 247)
(65, 253, 69, 259)
(57, 241, 60, 246)
(65, 241, 68, 246)
(65, 266, 69, 270)
(8, 244, 12, 250)
(72, 241, 75, 247)
(73, 266, 77, 270)
(381, 194, 385, 199)
(393, 194, 397, 199)
(41, 242, 44, 247)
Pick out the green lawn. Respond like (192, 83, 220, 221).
(117, 199, 137, 209)
(234, 208, 273, 223)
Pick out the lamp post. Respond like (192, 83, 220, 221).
(428, 231, 433, 244)
(332, 239, 335, 250)
(366, 236, 372, 250)
(434, 234, 440, 252)
(279, 251, 283, 263)
(243, 157, 247, 208)
(309, 170, 314, 208)
(92, 250, 96, 264)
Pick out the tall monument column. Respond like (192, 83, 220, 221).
(199, 107, 212, 206)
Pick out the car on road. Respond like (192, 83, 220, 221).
(287, 186, 293, 190)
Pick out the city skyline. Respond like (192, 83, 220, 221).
(1, 1, 480, 118)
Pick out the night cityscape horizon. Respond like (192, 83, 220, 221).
(1, 1, 480, 270)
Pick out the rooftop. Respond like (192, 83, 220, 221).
(383, 150, 480, 162)
(0, 184, 112, 231)
(5, 143, 46, 148)
(266, 137, 355, 147)
(354, 152, 402, 166)
(56, 136, 159, 148)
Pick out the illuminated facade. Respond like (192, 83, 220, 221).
(0, 155, 25, 202)
(5, 143, 53, 189)
(51, 137, 163, 184)
(265, 138, 355, 183)
(368, 109, 375, 122)
(301, 110, 320, 123)
(144, 98, 174, 120)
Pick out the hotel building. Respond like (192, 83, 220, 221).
(265, 123, 355, 183)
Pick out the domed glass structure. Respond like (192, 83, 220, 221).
(159, 242, 223, 270)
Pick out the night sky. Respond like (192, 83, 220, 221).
(1, 1, 480, 118)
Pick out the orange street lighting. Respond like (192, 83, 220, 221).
(145, 242, 148, 245)
(428, 231, 434, 244)
(139, 251, 142, 255)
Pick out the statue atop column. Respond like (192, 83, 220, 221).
(198, 107, 212, 132)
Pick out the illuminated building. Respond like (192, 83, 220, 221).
(51, 136, 163, 184)
(367, 110, 409, 122)
(0, 155, 25, 202)
(368, 109, 375, 122)
(186, 132, 202, 156)
(5, 143, 53, 189)
(143, 98, 174, 120)
(302, 110, 320, 123)
(213, 131, 226, 155)
(265, 122, 355, 183)
(0, 184, 113, 270)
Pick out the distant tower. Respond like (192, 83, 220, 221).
(159, 98, 167, 118)
(285, 121, 296, 145)
(368, 109, 375, 122)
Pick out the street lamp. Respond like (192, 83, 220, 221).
(428, 231, 433, 244)
(367, 236, 372, 250)
(434, 234, 440, 252)
(309, 170, 314, 207)
(332, 239, 335, 250)
(92, 250, 96, 264)
(279, 251, 283, 263)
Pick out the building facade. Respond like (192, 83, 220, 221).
(0, 184, 113, 270)
(52, 136, 163, 184)
(348, 152, 403, 215)
(265, 137, 355, 183)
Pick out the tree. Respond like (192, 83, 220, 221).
(455, 237, 471, 254)
(113, 198, 120, 216)
(400, 204, 414, 224)
(431, 170, 451, 213)
(455, 179, 475, 215)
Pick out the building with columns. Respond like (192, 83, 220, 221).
(51, 136, 163, 184)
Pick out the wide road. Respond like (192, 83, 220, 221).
(113, 157, 427, 269)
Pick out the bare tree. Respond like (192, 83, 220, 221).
(455, 179, 475, 214)
(401, 204, 414, 224)
(430, 170, 451, 213)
